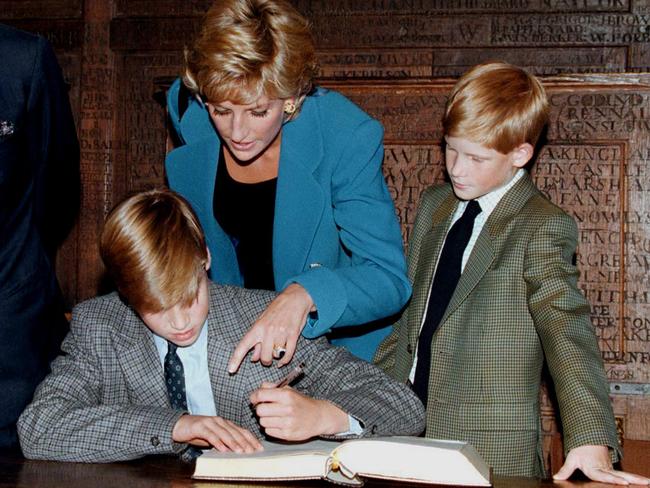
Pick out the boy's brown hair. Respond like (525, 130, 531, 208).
(100, 189, 209, 314)
(443, 61, 549, 154)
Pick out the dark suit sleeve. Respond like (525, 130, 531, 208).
(524, 211, 620, 461)
(0, 28, 77, 449)
(29, 37, 80, 259)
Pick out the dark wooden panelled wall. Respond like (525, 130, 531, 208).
(2, 0, 649, 474)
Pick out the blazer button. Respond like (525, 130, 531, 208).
(406, 343, 413, 354)
(150, 436, 160, 447)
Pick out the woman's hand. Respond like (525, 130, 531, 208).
(249, 383, 349, 440)
(227, 283, 315, 373)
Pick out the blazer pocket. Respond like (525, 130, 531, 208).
(460, 402, 538, 432)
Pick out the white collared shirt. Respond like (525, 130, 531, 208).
(408, 169, 525, 382)
(153, 320, 217, 416)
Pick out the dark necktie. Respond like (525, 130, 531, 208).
(412, 200, 482, 406)
(165, 342, 189, 410)
(164, 342, 203, 461)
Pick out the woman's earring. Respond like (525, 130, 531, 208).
(284, 101, 296, 115)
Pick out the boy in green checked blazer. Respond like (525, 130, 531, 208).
(375, 62, 649, 485)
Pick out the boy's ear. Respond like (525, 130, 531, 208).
(510, 143, 534, 168)
(205, 247, 212, 271)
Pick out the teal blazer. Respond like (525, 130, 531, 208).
(165, 79, 410, 360)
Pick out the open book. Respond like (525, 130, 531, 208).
(193, 436, 492, 486)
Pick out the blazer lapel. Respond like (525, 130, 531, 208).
(179, 98, 215, 145)
(186, 137, 220, 221)
(485, 173, 539, 236)
(441, 230, 494, 323)
(205, 284, 249, 416)
(407, 193, 458, 346)
(113, 310, 169, 407)
(272, 99, 325, 286)
(206, 324, 236, 415)
(174, 136, 242, 286)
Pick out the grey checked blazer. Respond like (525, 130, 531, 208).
(375, 174, 619, 477)
(18, 282, 425, 462)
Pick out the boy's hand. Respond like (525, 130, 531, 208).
(228, 284, 314, 373)
(172, 414, 262, 453)
(250, 382, 349, 440)
(553, 444, 650, 485)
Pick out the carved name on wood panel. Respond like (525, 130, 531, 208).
(121, 54, 184, 192)
(108, 3, 650, 76)
(0, 1, 82, 19)
(308, 13, 650, 49)
(76, 17, 117, 301)
(115, 0, 213, 17)
(295, 1, 631, 14)
(302, 6, 650, 77)
(1, 19, 83, 50)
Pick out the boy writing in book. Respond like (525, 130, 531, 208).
(18, 189, 424, 463)
(375, 61, 649, 485)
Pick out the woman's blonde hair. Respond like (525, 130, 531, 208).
(100, 189, 209, 314)
(184, 0, 318, 114)
(443, 61, 549, 154)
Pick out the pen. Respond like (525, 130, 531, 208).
(274, 362, 305, 388)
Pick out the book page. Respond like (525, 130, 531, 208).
(193, 439, 340, 480)
(334, 437, 491, 486)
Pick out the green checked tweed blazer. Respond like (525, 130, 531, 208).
(18, 282, 424, 462)
(375, 174, 620, 477)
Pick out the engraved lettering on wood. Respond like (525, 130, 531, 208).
(339, 88, 446, 143)
(491, 13, 650, 45)
(630, 43, 650, 72)
(0, 1, 82, 19)
(109, 18, 200, 51)
(122, 54, 183, 191)
(310, 14, 486, 48)
(303, 8, 647, 77)
(115, 0, 212, 16)
(2, 20, 84, 50)
(318, 50, 432, 79)
(76, 18, 116, 300)
(432, 47, 626, 76)
(384, 145, 445, 243)
(294, 0, 630, 15)
(550, 93, 650, 141)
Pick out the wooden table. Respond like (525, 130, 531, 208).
(0, 448, 620, 488)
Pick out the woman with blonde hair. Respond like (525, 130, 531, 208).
(166, 0, 409, 371)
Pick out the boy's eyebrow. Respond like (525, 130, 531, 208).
(448, 145, 486, 159)
(453, 144, 491, 159)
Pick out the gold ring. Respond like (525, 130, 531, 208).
(272, 345, 286, 358)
